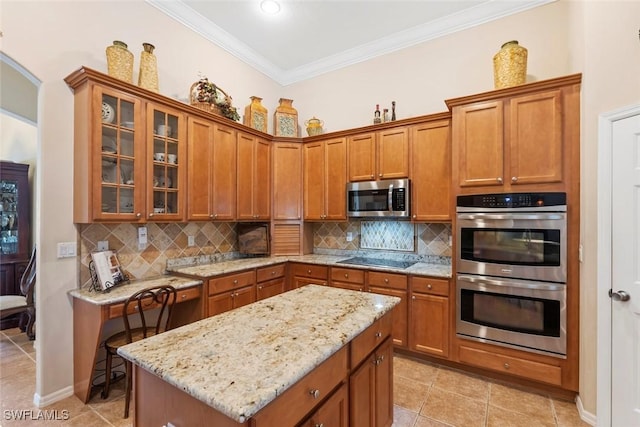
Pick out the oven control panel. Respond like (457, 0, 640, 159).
(457, 192, 566, 209)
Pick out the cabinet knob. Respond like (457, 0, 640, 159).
(307, 270, 312, 274)
(315, 424, 324, 427)
(375, 331, 382, 338)
(214, 214, 218, 219)
(384, 278, 389, 283)
(497, 177, 503, 184)
(413, 214, 417, 219)
(378, 173, 383, 178)
(503, 363, 510, 370)
(233, 279, 238, 284)
(370, 175, 374, 179)
(258, 285, 263, 290)
(412, 296, 416, 300)
(344, 273, 349, 278)
(149, 213, 154, 218)
(271, 271, 276, 275)
(427, 284, 432, 290)
(511, 176, 518, 183)
(210, 214, 214, 219)
(136, 213, 142, 218)
(309, 389, 320, 399)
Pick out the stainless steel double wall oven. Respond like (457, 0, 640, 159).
(455, 192, 567, 357)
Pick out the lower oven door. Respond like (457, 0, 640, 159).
(456, 274, 566, 357)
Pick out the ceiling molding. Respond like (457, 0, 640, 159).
(146, 0, 555, 86)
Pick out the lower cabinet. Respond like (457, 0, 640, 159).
(330, 267, 366, 292)
(207, 270, 256, 317)
(368, 271, 408, 349)
(289, 263, 328, 289)
(304, 383, 349, 427)
(408, 277, 450, 358)
(256, 264, 287, 300)
(350, 337, 394, 427)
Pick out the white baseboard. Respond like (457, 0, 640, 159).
(576, 395, 598, 426)
(33, 386, 74, 408)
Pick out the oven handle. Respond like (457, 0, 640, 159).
(456, 213, 565, 221)
(457, 274, 565, 291)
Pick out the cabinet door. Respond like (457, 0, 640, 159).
(292, 277, 327, 289)
(0, 263, 15, 295)
(410, 120, 451, 221)
(236, 133, 256, 220)
(147, 104, 186, 221)
(331, 282, 365, 292)
(211, 123, 237, 220)
(208, 291, 234, 316)
(348, 132, 376, 181)
(186, 116, 214, 220)
(409, 292, 449, 358)
(374, 338, 393, 427)
(369, 286, 408, 348)
(307, 383, 349, 427)
(350, 354, 375, 427)
(508, 90, 563, 185)
(253, 138, 271, 219)
(257, 277, 286, 301)
(273, 142, 302, 220)
(453, 101, 504, 188)
(303, 141, 326, 220)
(233, 284, 256, 309)
(377, 127, 409, 180)
(324, 138, 347, 220)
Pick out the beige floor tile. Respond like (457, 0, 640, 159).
(394, 355, 440, 385)
(394, 374, 431, 412)
(420, 387, 487, 427)
(392, 404, 419, 427)
(489, 382, 554, 420)
(487, 404, 556, 427)
(414, 414, 455, 426)
(59, 410, 113, 427)
(433, 367, 490, 402)
(553, 398, 591, 427)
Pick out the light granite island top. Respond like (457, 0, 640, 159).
(118, 284, 400, 424)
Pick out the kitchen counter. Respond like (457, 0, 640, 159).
(118, 284, 400, 423)
(169, 254, 451, 279)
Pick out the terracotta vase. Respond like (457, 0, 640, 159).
(105, 41, 133, 83)
(305, 117, 324, 136)
(274, 98, 298, 137)
(138, 43, 159, 92)
(244, 96, 268, 133)
(493, 40, 528, 89)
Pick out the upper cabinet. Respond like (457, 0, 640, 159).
(348, 127, 409, 182)
(66, 67, 186, 223)
(303, 137, 347, 221)
(272, 142, 302, 221)
(447, 74, 581, 194)
(237, 132, 271, 221)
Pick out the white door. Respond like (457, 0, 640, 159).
(611, 112, 640, 426)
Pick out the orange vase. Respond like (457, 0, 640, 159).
(244, 96, 268, 133)
(274, 98, 298, 137)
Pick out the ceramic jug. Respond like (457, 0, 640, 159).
(305, 117, 324, 136)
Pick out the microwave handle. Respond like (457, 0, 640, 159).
(457, 274, 565, 291)
(457, 212, 565, 221)
(388, 184, 393, 212)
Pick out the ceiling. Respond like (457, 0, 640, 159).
(148, 0, 552, 86)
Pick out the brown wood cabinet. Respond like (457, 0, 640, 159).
(330, 267, 366, 292)
(368, 271, 408, 349)
(447, 74, 581, 194)
(303, 137, 347, 221)
(409, 276, 450, 359)
(256, 263, 286, 300)
(272, 142, 302, 221)
(410, 115, 451, 221)
(303, 382, 349, 427)
(348, 128, 409, 182)
(207, 270, 256, 317)
(289, 263, 328, 289)
(65, 67, 187, 222)
(187, 118, 237, 221)
(237, 133, 271, 220)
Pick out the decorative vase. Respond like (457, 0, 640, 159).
(274, 98, 298, 137)
(105, 41, 134, 83)
(138, 43, 159, 92)
(244, 96, 268, 133)
(305, 117, 324, 136)
(493, 40, 528, 89)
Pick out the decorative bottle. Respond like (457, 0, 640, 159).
(138, 43, 159, 92)
(493, 40, 528, 89)
(105, 41, 133, 83)
(391, 101, 396, 121)
(244, 96, 268, 133)
(373, 104, 381, 124)
(274, 98, 298, 137)
(383, 109, 389, 123)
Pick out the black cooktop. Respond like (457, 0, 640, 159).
(337, 257, 417, 269)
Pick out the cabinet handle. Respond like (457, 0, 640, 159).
(412, 295, 416, 300)
(378, 173, 383, 178)
(511, 176, 518, 183)
(384, 278, 389, 283)
(503, 363, 510, 370)
(315, 424, 324, 427)
(209, 214, 214, 219)
(413, 214, 417, 219)
(258, 285, 263, 290)
(181, 294, 187, 299)
(307, 269, 312, 274)
(136, 213, 142, 218)
(214, 214, 218, 219)
(427, 284, 432, 290)
(344, 273, 349, 278)
(309, 389, 320, 399)
(271, 271, 276, 275)
(149, 213, 154, 218)
(497, 177, 503, 184)
(370, 175, 374, 179)
(233, 279, 238, 284)
(375, 331, 382, 338)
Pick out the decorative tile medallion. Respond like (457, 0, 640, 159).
(360, 221, 415, 251)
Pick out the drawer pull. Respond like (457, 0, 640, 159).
(307, 269, 312, 274)
(373, 355, 385, 365)
(315, 424, 324, 427)
(181, 294, 187, 299)
(384, 278, 389, 283)
(344, 273, 349, 278)
(309, 389, 320, 399)
(427, 284, 432, 290)
(504, 363, 510, 370)
(271, 271, 276, 275)
(375, 331, 382, 338)
(233, 279, 238, 284)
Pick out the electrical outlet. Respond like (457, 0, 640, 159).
(346, 232, 353, 242)
(97, 240, 109, 251)
(448, 235, 453, 246)
(138, 226, 148, 251)
(188, 236, 195, 247)
(57, 242, 77, 258)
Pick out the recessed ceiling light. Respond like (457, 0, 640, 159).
(260, 0, 281, 15)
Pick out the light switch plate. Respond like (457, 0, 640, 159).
(138, 226, 148, 250)
(346, 232, 353, 242)
(57, 242, 77, 258)
(188, 236, 195, 247)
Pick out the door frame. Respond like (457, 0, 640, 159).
(596, 103, 640, 426)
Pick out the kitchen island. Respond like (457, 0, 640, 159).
(118, 284, 400, 426)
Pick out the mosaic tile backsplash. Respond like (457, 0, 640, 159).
(78, 220, 452, 288)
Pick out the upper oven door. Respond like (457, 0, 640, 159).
(456, 211, 566, 283)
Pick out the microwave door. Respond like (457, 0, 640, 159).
(387, 184, 393, 214)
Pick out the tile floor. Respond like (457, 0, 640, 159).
(1, 328, 589, 426)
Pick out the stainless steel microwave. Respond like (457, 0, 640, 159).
(347, 179, 410, 218)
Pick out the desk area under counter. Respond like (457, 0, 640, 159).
(69, 275, 203, 403)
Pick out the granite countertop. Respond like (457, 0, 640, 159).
(170, 254, 451, 279)
(118, 285, 400, 423)
(69, 276, 202, 305)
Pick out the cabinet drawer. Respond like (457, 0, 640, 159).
(458, 345, 562, 386)
(330, 267, 365, 284)
(251, 345, 348, 426)
(367, 271, 407, 290)
(256, 263, 286, 282)
(411, 276, 449, 296)
(208, 270, 256, 296)
(290, 263, 328, 280)
(107, 285, 201, 319)
(350, 311, 393, 368)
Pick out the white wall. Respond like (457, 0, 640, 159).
(4, 0, 639, 418)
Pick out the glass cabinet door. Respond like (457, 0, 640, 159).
(147, 105, 184, 220)
(98, 91, 143, 220)
(0, 180, 20, 255)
